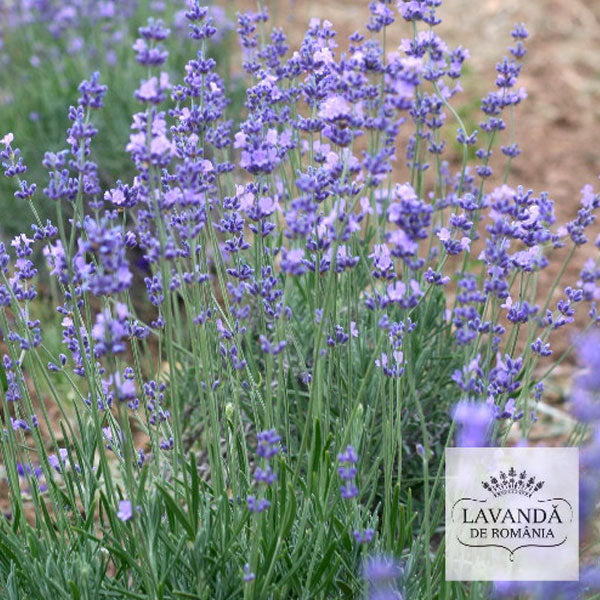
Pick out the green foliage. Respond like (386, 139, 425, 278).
(0, 2, 243, 240)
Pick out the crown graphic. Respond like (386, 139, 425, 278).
(481, 466, 545, 498)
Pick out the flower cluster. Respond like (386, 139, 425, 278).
(364, 554, 404, 600)
(337, 445, 359, 500)
(247, 429, 281, 513)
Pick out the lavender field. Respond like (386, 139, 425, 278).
(0, 1, 598, 598)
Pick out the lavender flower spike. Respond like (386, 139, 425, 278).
(117, 499, 133, 522)
(364, 554, 403, 600)
(452, 401, 495, 447)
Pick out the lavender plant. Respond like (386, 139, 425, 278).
(0, 1, 599, 598)
(0, 0, 236, 238)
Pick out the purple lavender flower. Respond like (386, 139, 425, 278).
(80, 216, 132, 296)
(145, 380, 170, 426)
(280, 248, 308, 276)
(387, 183, 432, 264)
(569, 322, 600, 536)
(437, 227, 471, 255)
(530, 338, 552, 357)
(509, 23, 529, 59)
(370, 244, 395, 279)
(247, 430, 281, 513)
(15, 462, 47, 495)
(117, 499, 133, 522)
(259, 335, 287, 356)
(134, 74, 172, 105)
(77, 72, 107, 109)
(354, 528, 375, 544)
(246, 496, 271, 513)
(133, 18, 169, 66)
(384, 279, 423, 309)
(318, 95, 352, 122)
(256, 429, 281, 459)
(338, 445, 359, 500)
(91, 303, 129, 357)
(1, 133, 27, 178)
(572, 332, 600, 394)
(11, 418, 31, 433)
(254, 466, 277, 485)
(452, 401, 494, 447)
(364, 554, 403, 600)
(48, 448, 72, 473)
(452, 356, 484, 395)
(375, 351, 405, 378)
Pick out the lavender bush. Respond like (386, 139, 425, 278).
(0, 0, 236, 238)
(0, 1, 599, 598)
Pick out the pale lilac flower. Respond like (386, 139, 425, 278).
(318, 95, 352, 121)
(387, 281, 406, 302)
(117, 499, 133, 522)
(453, 401, 495, 447)
(364, 555, 403, 600)
(437, 227, 451, 242)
